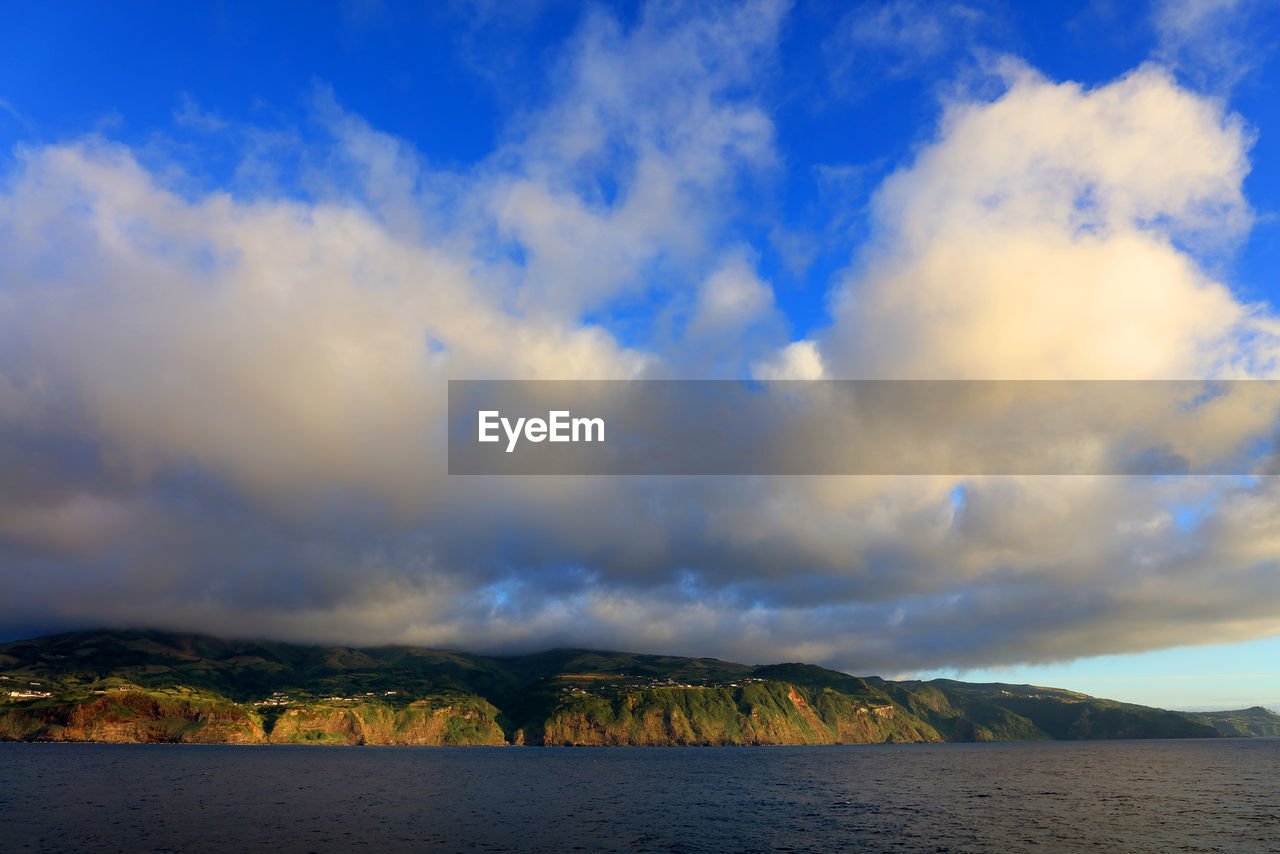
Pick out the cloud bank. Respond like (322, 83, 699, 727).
(1, 0, 1279, 676)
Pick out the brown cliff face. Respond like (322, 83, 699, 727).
(0, 693, 506, 745)
(266, 707, 363, 744)
(534, 683, 943, 746)
(265, 701, 506, 746)
(1, 692, 265, 744)
(0, 682, 945, 747)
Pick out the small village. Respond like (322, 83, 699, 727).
(558, 674, 768, 695)
(253, 689, 403, 707)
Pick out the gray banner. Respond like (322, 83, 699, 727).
(447, 380, 1280, 475)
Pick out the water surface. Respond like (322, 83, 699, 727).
(2, 739, 1278, 852)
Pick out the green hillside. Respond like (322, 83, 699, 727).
(1192, 706, 1280, 737)
(1, 630, 1273, 745)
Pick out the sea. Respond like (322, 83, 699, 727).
(1, 738, 1277, 853)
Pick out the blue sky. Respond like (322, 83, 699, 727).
(1, 0, 1280, 710)
(5, 1, 1279, 334)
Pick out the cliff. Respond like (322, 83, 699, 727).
(0, 689, 264, 744)
(534, 682, 941, 746)
(1, 630, 1273, 746)
(264, 697, 506, 745)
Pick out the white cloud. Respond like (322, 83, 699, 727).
(821, 62, 1275, 380)
(2, 3, 1280, 681)
(1152, 0, 1275, 91)
(825, 0, 991, 94)
(0, 138, 648, 514)
(486, 0, 785, 319)
(753, 340, 826, 380)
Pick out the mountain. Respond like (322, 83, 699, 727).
(1192, 706, 1280, 737)
(1, 630, 1275, 745)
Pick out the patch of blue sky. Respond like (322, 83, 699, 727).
(6, 1, 1276, 324)
(1168, 496, 1215, 533)
(1, 0, 1275, 382)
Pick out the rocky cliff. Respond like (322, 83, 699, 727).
(265, 697, 506, 745)
(2, 630, 1272, 746)
(536, 683, 941, 746)
(0, 690, 264, 744)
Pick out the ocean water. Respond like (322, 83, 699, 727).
(1, 739, 1278, 853)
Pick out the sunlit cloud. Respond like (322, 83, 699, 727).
(0, 0, 1279, 686)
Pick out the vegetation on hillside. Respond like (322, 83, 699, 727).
(1, 630, 1272, 745)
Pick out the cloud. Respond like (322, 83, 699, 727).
(1152, 0, 1278, 92)
(172, 94, 228, 133)
(824, 0, 993, 94)
(486, 1, 785, 319)
(1, 1, 1280, 682)
(0, 98, 29, 131)
(0, 139, 646, 510)
(820, 61, 1274, 380)
(753, 341, 826, 381)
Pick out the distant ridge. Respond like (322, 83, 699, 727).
(2, 629, 1276, 745)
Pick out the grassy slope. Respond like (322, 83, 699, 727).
(919, 680, 1225, 740)
(3, 630, 1275, 744)
(1191, 707, 1280, 736)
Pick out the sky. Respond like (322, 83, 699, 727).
(1, 0, 1280, 711)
